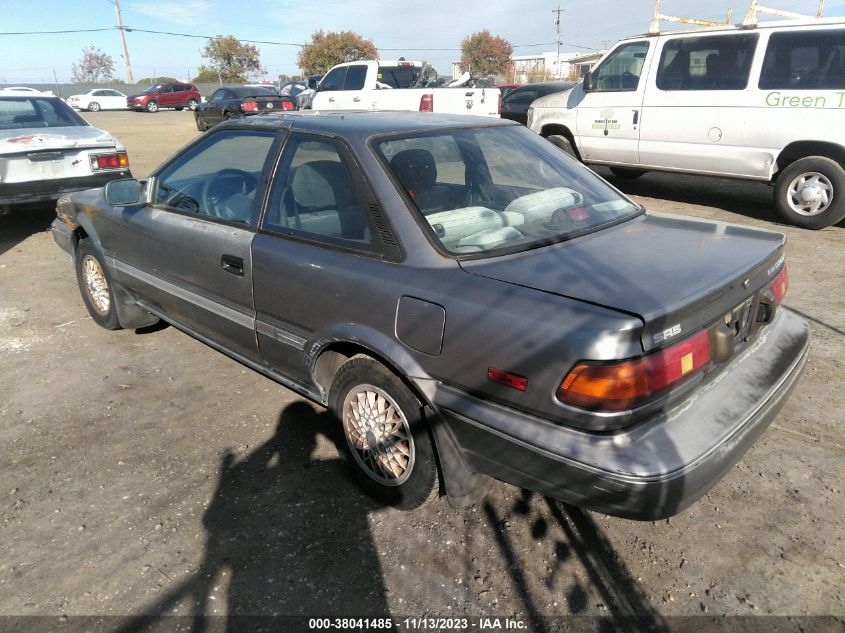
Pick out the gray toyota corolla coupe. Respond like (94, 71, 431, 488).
(52, 111, 809, 519)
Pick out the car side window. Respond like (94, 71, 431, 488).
(591, 42, 650, 91)
(210, 89, 225, 101)
(344, 65, 367, 90)
(759, 29, 845, 89)
(263, 137, 375, 248)
(154, 129, 277, 224)
(657, 34, 758, 90)
(504, 89, 538, 104)
(320, 67, 346, 92)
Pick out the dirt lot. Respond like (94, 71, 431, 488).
(1, 111, 843, 628)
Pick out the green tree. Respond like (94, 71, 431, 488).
(200, 35, 265, 84)
(297, 30, 378, 76)
(460, 30, 513, 78)
(71, 45, 115, 83)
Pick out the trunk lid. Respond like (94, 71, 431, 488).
(243, 95, 295, 113)
(0, 126, 118, 154)
(460, 213, 786, 352)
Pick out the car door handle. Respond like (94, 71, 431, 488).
(221, 254, 244, 276)
(328, 97, 335, 102)
(632, 110, 639, 125)
(353, 97, 361, 102)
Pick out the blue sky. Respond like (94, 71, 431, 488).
(1, 0, 843, 83)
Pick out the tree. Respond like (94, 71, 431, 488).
(71, 46, 115, 83)
(460, 30, 513, 78)
(297, 30, 378, 76)
(135, 76, 179, 85)
(200, 35, 264, 84)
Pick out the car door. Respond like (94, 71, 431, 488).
(310, 66, 347, 110)
(251, 133, 401, 383)
(108, 127, 284, 361)
(105, 90, 127, 109)
(206, 89, 230, 124)
(336, 64, 368, 109)
(575, 40, 654, 165)
(501, 87, 539, 124)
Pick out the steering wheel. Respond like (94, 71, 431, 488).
(200, 168, 258, 221)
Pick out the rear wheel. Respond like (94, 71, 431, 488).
(610, 167, 647, 179)
(88, 101, 101, 112)
(774, 156, 845, 229)
(145, 100, 159, 113)
(187, 98, 198, 110)
(328, 356, 438, 510)
(546, 134, 579, 160)
(74, 240, 121, 330)
(175, 106, 184, 111)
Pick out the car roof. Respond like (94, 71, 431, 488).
(232, 110, 518, 137)
(621, 16, 845, 41)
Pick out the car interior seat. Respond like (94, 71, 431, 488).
(289, 160, 369, 241)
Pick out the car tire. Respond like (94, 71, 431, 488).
(546, 134, 579, 160)
(328, 356, 439, 510)
(74, 240, 121, 330)
(774, 156, 845, 229)
(187, 99, 198, 110)
(610, 167, 647, 179)
(88, 101, 100, 112)
(195, 111, 207, 132)
(175, 106, 184, 111)
(145, 100, 159, 113)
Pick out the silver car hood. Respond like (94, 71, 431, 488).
(0, 126, 120, 155)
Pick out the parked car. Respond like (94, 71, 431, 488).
(500, 81, 574, 126)
(66, 89, 129, 112)
(296, 75, 324, 109)
(51, 112, 809, 518)
(310, 60, 500, 116)
(0, 95, 130, 211)
(195, 86, 296, 131)
(496, 82, 524, 97)
(528, 17, 845, 229)
(0, 86, 52, 96)
(127, 82, 201, 113)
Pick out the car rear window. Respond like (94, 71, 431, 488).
(232, 86, 277, 97)
(0, 97, 87, 129)
(377, 65, 420, 88)
(377, 125, 640, 257)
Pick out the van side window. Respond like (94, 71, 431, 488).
(591, 42, 650, 91)
(657, 34, 758, 90)
(759, 30, 845, 90)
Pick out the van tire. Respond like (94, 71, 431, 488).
(610, 167, 647, 179)
(774, 157, 845, 229)
(546, 134, 579, 160)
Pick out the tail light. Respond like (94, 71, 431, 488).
(281, 100, 295, 111)
(241, 101, 258, 113)
(558, 329, 712, 412)
(419, 93, 434, 112)
(90, 153, 129, 171)
(771, 266, 788, 304)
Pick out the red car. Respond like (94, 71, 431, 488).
(127, 83, 201, 113)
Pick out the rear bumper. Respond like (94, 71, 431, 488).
(431, 308, 810, 520)
(0, 172, 130, 206)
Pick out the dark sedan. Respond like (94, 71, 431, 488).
(194, 86, 296, 131)
(51, 112, 809, 519)
(500, 81, 575, 125)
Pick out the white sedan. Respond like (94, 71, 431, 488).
(65, 89, 128, 112)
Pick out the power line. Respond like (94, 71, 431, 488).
(0, 28, 116, 35)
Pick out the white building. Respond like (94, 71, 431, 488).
(452, 50, 606, 81)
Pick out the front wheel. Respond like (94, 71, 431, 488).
(195, 111, 207, 132)
(74, 240, 121, 330)
(145, 100, 159, 113)
(774, 156, 845, 229)
(88, 101, 101, 112)
(546, 134, 579, 160)
(329, 356, 439, 510)
(187, 98, 198, 110)
(610, 167, 647, 179)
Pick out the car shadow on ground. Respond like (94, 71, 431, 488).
(599, 168, 845, 229)
(114, 401, 393, 633)
(0, 204, 57, 257)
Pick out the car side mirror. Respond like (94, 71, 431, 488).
(583, 71, 595, 93)
(105, 178, 141, 206)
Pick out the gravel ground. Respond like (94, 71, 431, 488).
(1, 111, 843, 628)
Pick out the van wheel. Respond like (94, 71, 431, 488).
(75, 240, 122, 330)
(546, 134, 579, 160)
(774, 157, 845, 229)
(328, 356, 438, 510)
(145, 100, 158, 113)
(610, 167, 647, 179)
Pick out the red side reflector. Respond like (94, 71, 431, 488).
(242, 101, 258, 112)
(488, 367, 528, 392)
(771, 266, 788, 304)
(419, 93, 433, 112)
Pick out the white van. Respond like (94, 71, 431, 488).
(528, 18, 845, 229)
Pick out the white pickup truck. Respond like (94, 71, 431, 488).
(309, 60, 500, 117)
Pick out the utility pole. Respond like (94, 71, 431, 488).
(112, 0, 134, 83)
(553, 5, 564, 80)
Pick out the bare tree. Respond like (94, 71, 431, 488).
(71, 46, 115, 83)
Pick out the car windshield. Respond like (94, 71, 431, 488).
(142, 84, 163, 93)
(0, 97, 87, 130)
(377, 125, 641, 256)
